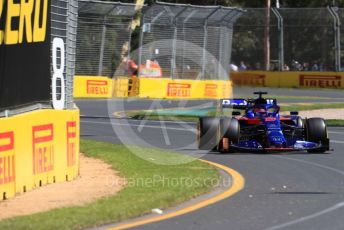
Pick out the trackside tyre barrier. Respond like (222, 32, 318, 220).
(0, 109, 80, 200)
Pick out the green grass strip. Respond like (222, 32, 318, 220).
(127, 103, 344, 126)
(325, 119, 344, 126)
(129, 112, 200, 122)
(0, 139, 219, 230)
(280, 103, 344, 112)
(234, 95, 338, 101)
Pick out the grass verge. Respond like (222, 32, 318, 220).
(126, 103, 344, 127)
(129, 113, 200, 122)
(127, 103, 344, 122)
(0, 139, 219, 230)
(280, 103, 344, 112)
(325, 119, 344, 126)
(234, 95, 338, 101)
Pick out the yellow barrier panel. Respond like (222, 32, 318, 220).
(74, 76, 139, 98)
(128, 77, 140, 97)
(230, 71, 344, 89)
(113, 77, 130, 97)
(112, 77, 139, 98)
(74, 76, 113, 98)
(0, 109, 80, 200)
(139, 78, 232, 99)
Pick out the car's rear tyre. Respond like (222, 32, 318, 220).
(305, 118, 329, 153)
(198, 117, 220, 150)
(217, 117, 240, 153)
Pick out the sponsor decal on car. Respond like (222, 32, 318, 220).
(265, 117, 277, 122)
(222, 99, 247, 106)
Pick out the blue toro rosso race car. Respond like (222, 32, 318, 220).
(197, 92, 330, 153)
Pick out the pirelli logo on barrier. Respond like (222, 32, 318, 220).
(66, 121, 77, 167)
(232, 73, 265, 86)
(299, 75, 341, 88)
(0, 0, 49, 45)
(32, 124, 54, 175)
(87, 80, 109, 95)
(204, 84, 218, 98)
(167, 83, 191, 97)
(0, 132, 15, 185)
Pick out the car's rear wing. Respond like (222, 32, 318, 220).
(218, 98, 278, 115)
(220, 99, 248, 109)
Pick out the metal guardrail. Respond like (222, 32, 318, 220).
(139, 2, 244, 80)
(75, 3, 344, 78)
(76, 0, 138, 77)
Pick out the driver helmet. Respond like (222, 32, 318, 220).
(255, 108, 266, 116)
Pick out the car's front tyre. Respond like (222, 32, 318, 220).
(305, 118, 329, 153)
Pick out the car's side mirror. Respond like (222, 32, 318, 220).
(232, 111, 241, 116)
(290, 111, 299, 115)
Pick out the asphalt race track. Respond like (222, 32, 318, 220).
(77, 87, 344, 230)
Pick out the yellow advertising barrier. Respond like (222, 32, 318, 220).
(139, 78, 232, 99)
(230, 71, 344, 89)
(74, 76, 232, 99)
(0, 109, 80, 200)
(74, 76, 139, 98)
(74, 76, 113, 98)
(76, 71, 343, 99)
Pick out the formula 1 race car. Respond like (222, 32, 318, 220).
(197, 92, 330, 153)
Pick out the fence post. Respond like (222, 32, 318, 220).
(201, 7, 220, 80)
(98, 16, 107, 76)
(201, 23, 208, 80)
(138, 20, 144, 78)
(272, 7, 284, 71)
(171, 7, 190, 79)
(328, 6, 341, 71)
(127, 19, 134, 73)
(171, 26, 177, 79)
(66, 0, 78, 109)
(218, 26, 224, 80)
